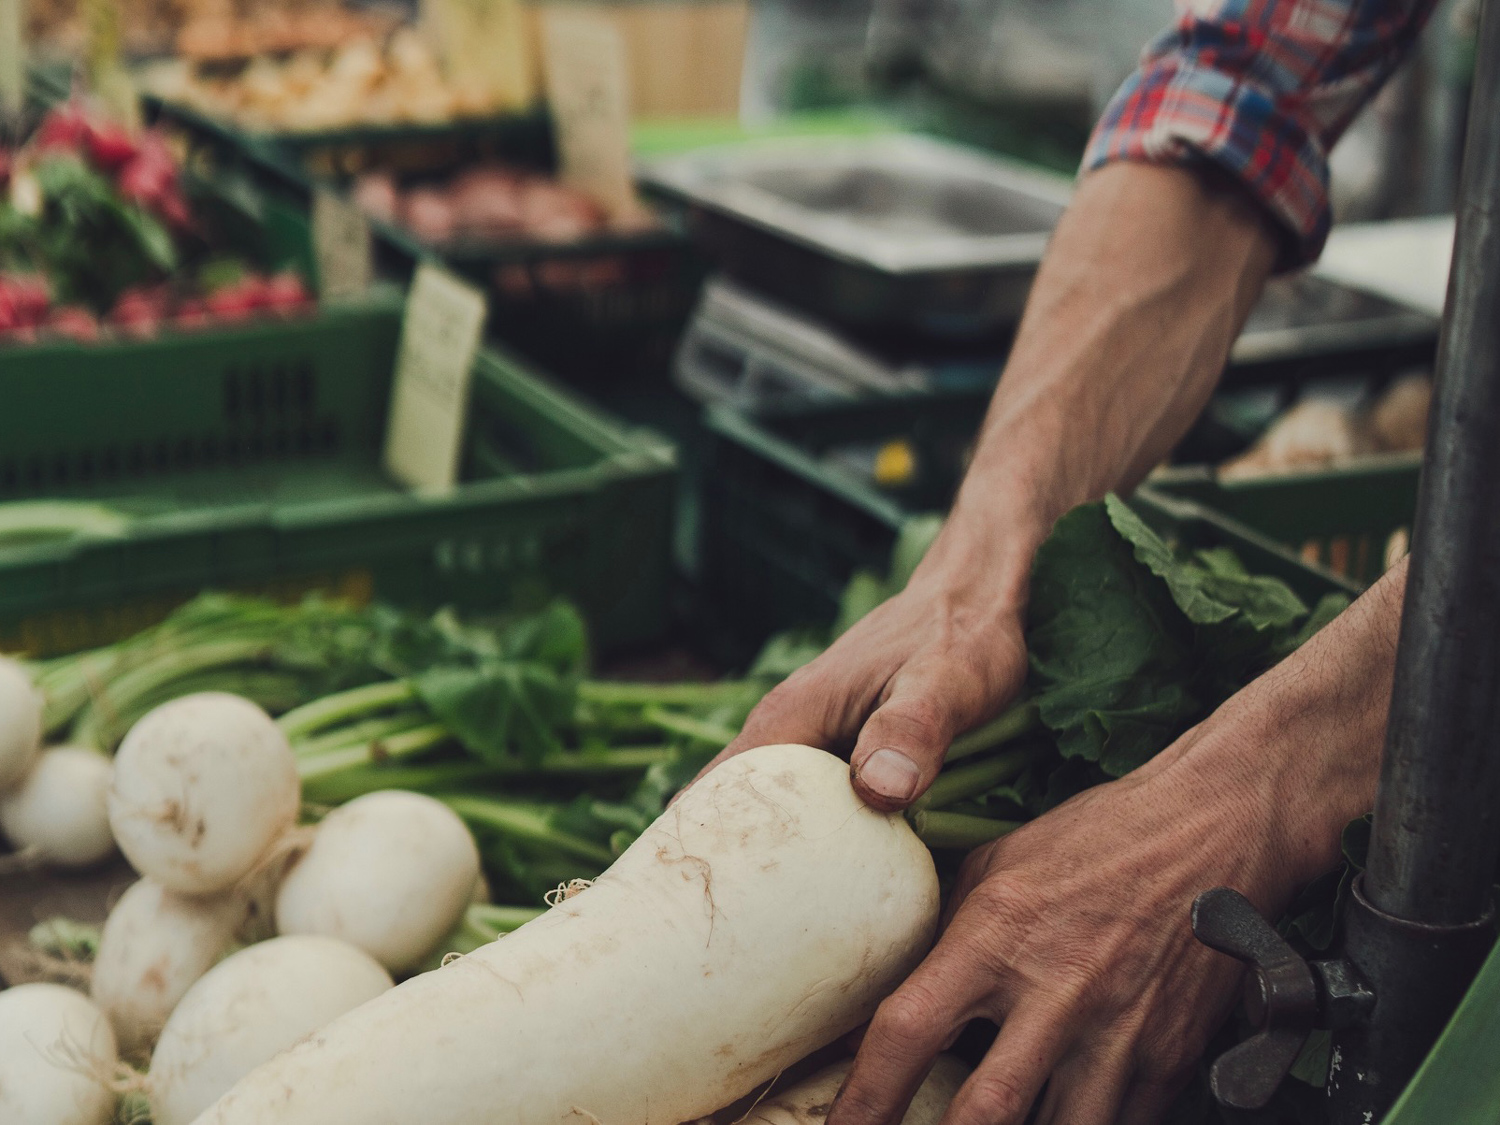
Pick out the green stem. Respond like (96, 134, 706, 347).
(642, 706, 739, 747)
(468, 903, 547, 932)
(443, 796, 614, 867)
(277, 679, 418, 741)
(416, 902, 545, 970)
(578, 680, 755, 708)
(293, 711, 429, 758)
(113, 669, 309, 740)
(909, 810, 1022, 850)
(301, 745, 676, 805)
(71, 638, 277, 749)
(297, 723, 453, 782)
(946, 702, 1040, 763)
(919, 745, 1045, 810)
(303, 761, 504, 805)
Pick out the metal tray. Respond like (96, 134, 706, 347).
(671, 270, 1438, 415)
(1227, 273, 1438, 387)
(639, 134, 1072, 338)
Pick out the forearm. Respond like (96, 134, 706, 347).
(1148, 557, 1409, 900)
(918, 162, 1279, 603)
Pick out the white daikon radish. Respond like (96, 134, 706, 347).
(0, 982, 119, 1125)
(0, 746, 114, 867)
(108, 693, 299, 894)
(275, 789, 480, 973)
(745, 1056, 970, 1125)
(91, 878, 256, 1058)
(0, 655, 43, 792)
(148, 935, 392, 1125)
(196, 744, 940, 1125)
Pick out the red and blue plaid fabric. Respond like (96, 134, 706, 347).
(1083, 0, 1439, 264)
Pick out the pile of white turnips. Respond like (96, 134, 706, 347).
(0, 656, 115, 870)
(0, 682, 481, 1125)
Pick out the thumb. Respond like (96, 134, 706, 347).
(848, 675, 970, 812)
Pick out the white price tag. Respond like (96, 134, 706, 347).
(540, 8, 639, 222)
(382, 264, 489, 493)
(313, 188, 374, 302)
(422, 0, 533, 111)
(0, 0, 24, 118)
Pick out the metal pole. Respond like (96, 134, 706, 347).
(1330, 0, 1500, 1116)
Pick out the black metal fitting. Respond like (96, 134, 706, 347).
(1326, 875, 1497, 1125)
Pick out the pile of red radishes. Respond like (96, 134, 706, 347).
(0, 270, 313, 344)
(353, 163, 613, 246)
(0, 100, 316, 347)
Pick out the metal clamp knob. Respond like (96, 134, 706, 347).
(1191, 887, 1318, 1110)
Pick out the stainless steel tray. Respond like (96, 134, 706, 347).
(639, 133, 1072, 275)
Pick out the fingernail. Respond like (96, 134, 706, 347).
(856, 748, 921, 802)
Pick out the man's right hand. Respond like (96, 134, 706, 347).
(699, 541, 1031, 810)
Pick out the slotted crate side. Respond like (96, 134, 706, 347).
(697, 399, 1358, 651)
(0, 326, 676, 657)
(146, 96, 708, 383)
(1149, 458, 1422, 588)
(0, 300, 404, 492)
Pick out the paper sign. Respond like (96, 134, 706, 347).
(0, 0, 23, 118)
(540, 8, 638, 221)
(422, 0, 533, 111)
(382, 264, 489, 493)
(313, 188, 374, 302)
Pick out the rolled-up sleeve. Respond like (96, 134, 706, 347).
(1083, 0, 1439, 265)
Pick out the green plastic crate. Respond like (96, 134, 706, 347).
(144, 97, 708, 383)
(0, 297, 676, 657)
(1149, 456, 1422, 588)
(697, 392, 1359, 651)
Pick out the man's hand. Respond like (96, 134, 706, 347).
(832, 747, 1289, 1125)
(701, 551, 1030, 810)
(828, 560, 1405, 1125)
(695, 164, 1280, 810)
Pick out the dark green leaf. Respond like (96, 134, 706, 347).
(413, 662, 572, 767)
(1027, 501, 1201, 774)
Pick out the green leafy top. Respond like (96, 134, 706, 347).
(1027, 496, 1346, 786)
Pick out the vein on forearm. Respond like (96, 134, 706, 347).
(1166, 558, 1409, 891)
(943, 164, 1279, 568)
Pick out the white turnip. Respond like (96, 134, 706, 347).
(91, 878, 257, 1058)
(148, 935, 393, 1125)
(744, 1056, 969, 1125)
(274, 789, 480, 973)
(195, 743, 940, 1125)
(0, 746, 114, 867)
(0, 654, 43, 792)
(0, 982, 119, 1125)
(108, 693, 300, 894)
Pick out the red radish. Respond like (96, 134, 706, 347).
(4, 275, 52, 326)
(108, 286, 170, 339)
(260, 272, 311, 315)
(33, 102, 91, 156)
(206, 279, 265, 322)
(402, 187, 457, 244)
(118, 133, 193, 230)
(47, 306, 100, 342)
(173, 297, 211, 331)
(84, 121, 139, 173)
(353, 173, 399, 223)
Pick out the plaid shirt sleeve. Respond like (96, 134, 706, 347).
(1083, 0, 1439, 265)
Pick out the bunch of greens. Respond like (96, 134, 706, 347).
(0, 154, 178, 310)
(748, 496, 1348, 851)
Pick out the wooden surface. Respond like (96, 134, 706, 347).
(0, 855, 133, 987)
